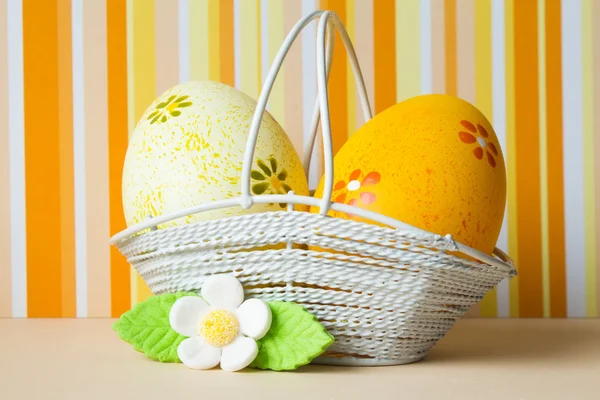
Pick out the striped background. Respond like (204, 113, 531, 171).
(1, 0, 599, 318)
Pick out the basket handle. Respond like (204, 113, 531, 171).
(240, 10, 373, 215)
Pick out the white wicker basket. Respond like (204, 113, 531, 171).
(111, 10, 516, 366)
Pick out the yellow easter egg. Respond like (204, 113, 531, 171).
(123, 81, 309, 228)
(311, 94, 506, 255)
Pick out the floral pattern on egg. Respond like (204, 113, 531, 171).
(122, 80, 309, 228)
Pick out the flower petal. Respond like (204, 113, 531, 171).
(334, 193, 347, 203)
(487, 151, 497, 167)
(334, 180, 346, 190)
(459, 131, 477, 144)
(269, 158, 278, 173)
(362, 171, 380, 186)
(360, 192, 376, 205)
(177, 337, 222, 370)
(201, 275, 244, 310)
(236, 299, 272, 340)
(460, 120, 477, 133)
(169, 297, 210, 337)
(349, 169, 361, 181)
(488, 142, 499, 156)
(220, 336, 258, 372)
(477, 124, 489, 137)
(473, 147, 484, 160)
(257, 160, 272, 176)
(251, 170, 266, 181)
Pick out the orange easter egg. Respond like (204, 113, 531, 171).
(311, 94, 506, 255)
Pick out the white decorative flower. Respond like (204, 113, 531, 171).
(169, 275, 272, 372)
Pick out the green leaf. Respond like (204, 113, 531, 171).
(251, 302, 334, 371)
(177, 101, 193, 108)
(113, 292, 199, 363)
(175, 95, 189, 102)
(170, 110, 181, 117)
(277, 170, 287, 181)
(269, 157, 278, 173)
(281, 183, 292, 193)
(161, 115, 167, 123)
(147, 110, 159, 120)
(156, 102, 168, 109)
(252, 182, 270, 194)
(251, 170, 266, 181)
(257, 160, 271, 176)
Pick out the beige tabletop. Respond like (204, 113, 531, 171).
(0, 318, 598, 400)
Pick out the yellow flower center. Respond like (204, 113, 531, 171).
(270, 175, 281, 190)
(199, 309, 240, 347)
(166, 102, 179, 113)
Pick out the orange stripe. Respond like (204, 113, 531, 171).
(474, 0, 496, 318)
(515, 1, 543, 317)
(320, 0, 348, 153)
(505, 0, 519, 317)
(23, 0, 62, 317)
(544, 0, 566, 318)
(219, 0, 234, 87)
(283, 1, 303, 154)
(84, 0, 110, 317)
(155, 0, 179, 94)
(444, 0, 457, 96)
(373, 0, 396, 114)
(431, 0, 445, 94)
(107, 0, 130, 317)
(58, 0, 76, 317)
(594, 0, 600, 316)
(456, 0, 479, 318)
(0, 0, 11, 317)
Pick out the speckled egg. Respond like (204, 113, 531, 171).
(123, 80, 309, 228)
(311, 94, 506, 255)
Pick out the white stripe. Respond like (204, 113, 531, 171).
(233, 0, 242, 90)
(419, 0, 432, 94)
(178, 0, 190, 83)
(491, 0, 509, 318)
(72, 0, 88, 318)
(562, 0, 586, 317)
(301, 0, 318, 189)
(7, 0, 26, 318)
(260, 0, 269, 89)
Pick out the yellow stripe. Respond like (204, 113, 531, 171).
(132, 0, 156, 303)
(475, 0, 497, 318)
(505, 0, 519, 317)
(208, 0, 220, 82)
(395, 0, 420, 102)
(189, 0, 209, 81)
(346, 0, 356, 136)
(267, 0, 284, 126)
(240, 0, 260, 99)
(582, 0, 597, 317)
(538, 0, 550, 317)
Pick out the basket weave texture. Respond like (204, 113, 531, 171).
(115, 211, 515, 365)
